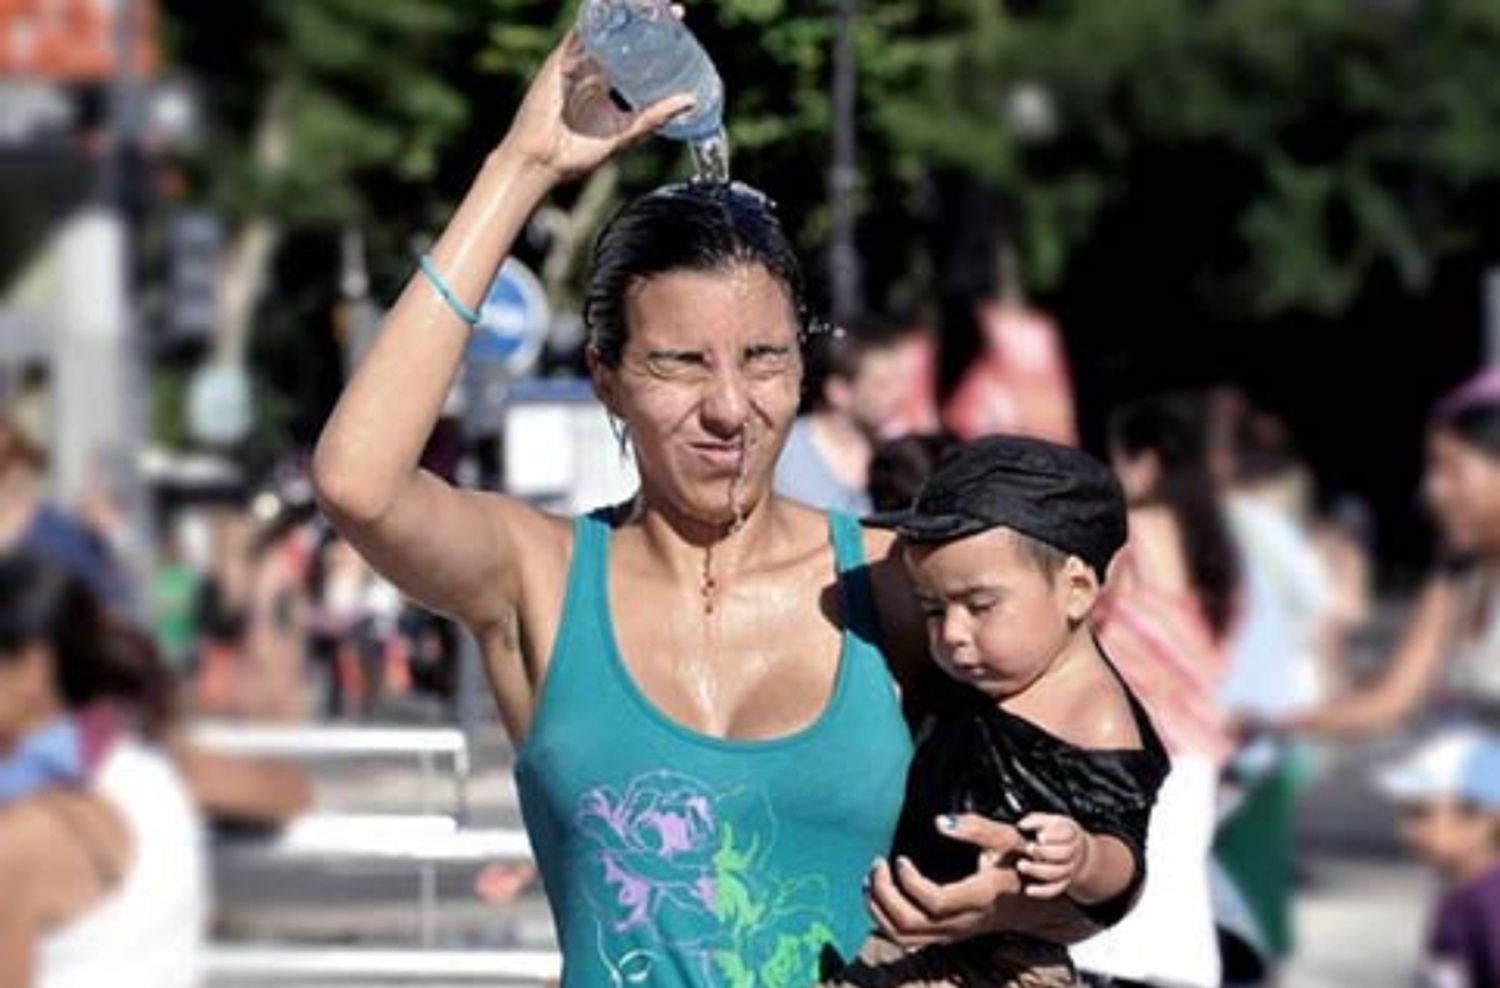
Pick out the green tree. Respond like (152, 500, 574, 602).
(164, 0, 1500, 457)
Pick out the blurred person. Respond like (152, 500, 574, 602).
(1277, 368, 1500, 740)
(6, 365, 50, 458)
(867, 433, 960, 514)
(832, 437, 1168, 988)
(0, 552, 206, 988)
(237, 484, 318, 722)
(1208, 400, 1339, 975)
(883, 325, 943, 438)
(1375, 728, 1500, 988)
(313, 29, 1086, 987)
(189, 511, 253, 716)
(1310, 495, 1377, 690)
(774, 317, 914, 515)
(942, 301, 1077, 446)
(1072, 392, 1241, 988)
(151, 514, 210, 678)
(310, 534, 408, 717)
(0, 414, 131, 613)
(1214, 400, 1338, 713)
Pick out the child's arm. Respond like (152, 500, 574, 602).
(1015, 813, 1138, 906)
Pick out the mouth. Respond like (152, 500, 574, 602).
(941, 658, 994, 683)
(688, 440, 750, 473)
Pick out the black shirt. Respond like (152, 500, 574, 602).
(891, 664, 1170, 928)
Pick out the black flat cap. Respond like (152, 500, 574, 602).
(867, 434, 1127, 577)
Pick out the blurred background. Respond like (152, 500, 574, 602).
(5, 1, 1500, 986)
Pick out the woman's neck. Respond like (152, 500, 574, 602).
(629, 491, 782, 582)
(630, 492, 787, 617)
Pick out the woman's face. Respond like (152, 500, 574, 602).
(593, 264, 803, 528)
(1424, 429, 1500, 554)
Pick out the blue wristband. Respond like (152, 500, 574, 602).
(418, 254, 481, 327)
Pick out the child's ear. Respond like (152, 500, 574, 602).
(1061, 556, 1101, 625)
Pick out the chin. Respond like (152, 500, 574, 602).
(673, 486, 765, 527)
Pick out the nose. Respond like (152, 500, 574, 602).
(938, 606, 970, 652)
(699, 364, 751, 439)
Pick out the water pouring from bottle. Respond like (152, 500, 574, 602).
(578, 0, 730, 182)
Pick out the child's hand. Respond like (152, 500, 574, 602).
(1015, 813, 1091, 899)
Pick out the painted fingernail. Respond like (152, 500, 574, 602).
(937, 814, 958, 831)
(896, 856, 913, 872)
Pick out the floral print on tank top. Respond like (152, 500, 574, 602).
(577, 769, 839, 987)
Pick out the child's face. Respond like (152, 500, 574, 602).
(905, 527, 1094, 699)
(1397, 798, 1500, 879)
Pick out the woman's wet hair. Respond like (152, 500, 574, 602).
(1110, 392, 1242, 639)
(584, 182, 817, 368)
(0, 552, 173, 737)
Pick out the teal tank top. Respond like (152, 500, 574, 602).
(515, 510, 914, 988)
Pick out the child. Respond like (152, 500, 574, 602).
(844, 435, 1171, 988)
(1377, 727, 1500, 988)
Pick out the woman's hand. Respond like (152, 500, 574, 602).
(499, 26, 697, 185)
(865, 815, 1027, 948)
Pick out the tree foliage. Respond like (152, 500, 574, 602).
(163, 0, 1500, 445)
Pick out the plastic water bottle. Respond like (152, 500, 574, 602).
(578, 0, 729, 180)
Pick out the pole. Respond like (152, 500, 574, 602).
(116, 0, 156, 598)
(828, 0, 862, 328)
(1486, 266, 1500, 367)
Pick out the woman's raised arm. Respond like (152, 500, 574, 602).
(312, 33, 693, 631)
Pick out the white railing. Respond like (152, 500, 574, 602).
(217, 813, 532, 864)
(188, 722, 471, 818)
(205, 945, 560, 984)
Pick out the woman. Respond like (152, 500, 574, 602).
(1279, 368, 1500, 739)
(1071, 393, 1241, 988)
(0, 553, 206, 988)
(313, 27, 1067, 988)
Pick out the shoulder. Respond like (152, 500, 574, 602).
(1430, 878, 1487, 952)
(1053, 663, 1143, 752)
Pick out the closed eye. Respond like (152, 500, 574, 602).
(744, 344, 796, 377)
(645, 350, 710, 378)
(964, 593, 999, 615)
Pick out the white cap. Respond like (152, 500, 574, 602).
(1375, 727, 1500, 810)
